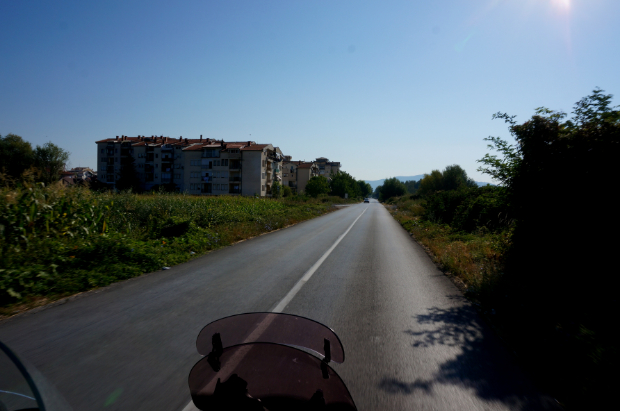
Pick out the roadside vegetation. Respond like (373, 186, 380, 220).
(305, 171, 372, 199)
(0, 181, 357, 317)
(381, 89, 619, 410)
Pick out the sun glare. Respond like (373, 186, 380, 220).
(551, 0, 571, 10)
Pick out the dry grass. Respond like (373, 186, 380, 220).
(387, 198, 509, 301)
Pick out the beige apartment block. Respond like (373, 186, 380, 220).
(282, 159, 319, 194)
(95, 135, 283, 196)
(315, 157, 341, 177)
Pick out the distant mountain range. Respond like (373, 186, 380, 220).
(364, 175, 494, 190)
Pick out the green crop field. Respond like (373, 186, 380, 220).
(0, 183, 352, 315)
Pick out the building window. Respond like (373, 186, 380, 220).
(174, 174, 181, 179)
(229, 149, 239, 154)
(262, 173, 265, 179)
(262, 185, 265, 192)
(262, 160, 265, 167)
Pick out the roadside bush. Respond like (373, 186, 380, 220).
(424, 186, 511, 232)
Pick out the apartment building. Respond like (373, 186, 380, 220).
(281, 159, 319, 194)
(315, 157, 341, 176)
(96, 135, 283, 196)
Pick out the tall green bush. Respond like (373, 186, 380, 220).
(478, 88, 620, 408)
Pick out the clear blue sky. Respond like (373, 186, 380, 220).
(1, 0, 618, 182)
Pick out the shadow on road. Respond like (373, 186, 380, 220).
(378, 298, 559, 410)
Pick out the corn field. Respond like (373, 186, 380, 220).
(0, 183, 340, 309)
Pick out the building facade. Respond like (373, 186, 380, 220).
(96, 135, 283, 195)
(315, 157, 341, 177)
(282, 160, 319, 194)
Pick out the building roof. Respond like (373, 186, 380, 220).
(241, 144, 270, 151)
(95, 136, 274, 153)
(296, 162, 316, 169)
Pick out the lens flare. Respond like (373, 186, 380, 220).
(552, 0, 571, 10)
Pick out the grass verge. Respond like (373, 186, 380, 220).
(0, 183, 358, 318)
(386, 197, 510, 304)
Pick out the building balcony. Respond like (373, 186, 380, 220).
(229, 176, 241, 182)
(229, 188, 241, 194)
(202, 176, 212, 182)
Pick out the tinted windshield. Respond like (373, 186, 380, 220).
(196, 312, 345, 363)
(189, 343, 356, 411)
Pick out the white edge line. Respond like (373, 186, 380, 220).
(271, 208, 367, 313)
(182, 207, 367, 411)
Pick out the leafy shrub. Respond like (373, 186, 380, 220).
(424, 186, 510, 232)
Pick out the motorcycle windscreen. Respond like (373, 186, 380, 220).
(0, 341, 39, 411)
(0, 341, 74, 411)
(189, 343, 356, 411)
(196, 312, 344, 363)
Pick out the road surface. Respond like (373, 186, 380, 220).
(0, 200, 557, 410)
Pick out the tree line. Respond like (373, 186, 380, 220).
(0, 134, 70, 185)
(298, 171, 372, 199)
(373, 164, 478, 201)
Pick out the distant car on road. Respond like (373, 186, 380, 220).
(364, 198, 370, 203)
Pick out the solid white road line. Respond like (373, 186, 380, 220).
(271, 208, 367, 312)
(181, 207, 367, 411)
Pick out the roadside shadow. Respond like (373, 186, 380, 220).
(378, 300, 558, 410)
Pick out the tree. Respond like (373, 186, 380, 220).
(271, 181, 282, 198)
(417, 165, 475, 196)
(417, 170, 443, 195)
(116, 155, 142, 192)
(477, 89, 620, 409)
(33, 142, 70, 185)
(282, 185, 293, 197)
(0, 134, 34, 181)
(442, 164, 476, 190)
(372, 185, 381, 199)
(357, 180, 372, 198)
(378, 177, 407, 201)
(403, 179, 421, 194)
(305, 176, 330, 197)
(476, 114, 522, 187)
(329, 171, 361, 198)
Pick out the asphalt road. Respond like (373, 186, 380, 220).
(0, 200, 558, 410)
